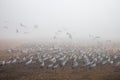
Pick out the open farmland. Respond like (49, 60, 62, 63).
(0, 41, 120, 80)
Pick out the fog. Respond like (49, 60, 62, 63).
(0, 0, 120, 42)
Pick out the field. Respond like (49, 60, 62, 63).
(0, 40, 120, 80)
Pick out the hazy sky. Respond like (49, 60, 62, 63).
(0, 0, 120, 41)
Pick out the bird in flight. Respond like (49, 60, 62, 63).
(20, 23, 26, 28)
(34, 25, 39, 29)
(66, 32, 72, 39)
(16, 29, 19, 33)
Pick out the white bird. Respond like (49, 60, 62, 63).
(43, 57, 49, 61)
(72, 61, 78, 69)
(23, 57, 27, 62)
(12, 59, 17, 63)
(50, 57, 56, 63)
(26, 59, 32, 65)
(114, 55, 117, 59)
(60, 58, 68, 67)
(53, 64, 59, 69)
(41, 61, 45, 68)
(102, 60, 107, 65)
(0, 61, 5, 66)
(110, 61, 114, 64)
(8, 49, 12, 53)
(116, 62, 120, 66)
(47, 63, 54, 68)
(59, 56, 66, 61)
(6, 60, 12, 64)
(90, 63, 96, 68)
(61, 61, 67, 67)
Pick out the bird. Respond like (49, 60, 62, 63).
(22, 57, 27, 62)
(60, 58, 68, 67)
(116, 62, 120, 66)
(26, 59, 32, 65)
(50, 57, 56, 63)
(95, 36, 100, 39)
(53, 64, 59, 69)
(53, 36, 56, 39)
(20, 23, 26, 28)
(8, 49, 12, 53)
(16, 29, 19, 33)
(90, 63, 96, 68)
(41, 61, 45, 68)
(102, 60, 107, 65)
(23, 32, 29, 34)
(12, 59, 17, 63)
(47, 63, 54, 68)
(57, 30, 62, 33)
(0, 61, 5, 66)
(4, 20, 8, 23)
(66, 32, 72, 39)
(114, 55, 117, 59)
(89, 34, 100, 40)
(72, 61, 79, 69)
(3, 26, 8, 29)
(34, 25, 39, 29)
(6, 60, 11, 64)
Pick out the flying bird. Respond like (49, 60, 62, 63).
(53, 36, 56, 39)
(95, 36, 100, 39)
(66, 32, 72, 39)
(34, 25, 39, 29)
(16, 29, 19, 33)
(20, 23, 26, 28)
(3, 26, 8, 29)
(57, 30, 62, 33)
(89, 34, 100, 40)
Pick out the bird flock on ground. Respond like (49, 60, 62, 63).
(0, 43, 120, 69)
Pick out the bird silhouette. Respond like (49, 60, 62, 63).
(66, 32, 72, 39)
(20, 23, 26, 28)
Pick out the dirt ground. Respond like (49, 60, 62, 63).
(0, 63, 120, 80)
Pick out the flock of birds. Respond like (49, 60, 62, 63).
(0, 21, 119, 69)
(53, 29, 73, 40)
(0, 22, 39, 34)
(0, 21, 73, 39)
(0, 43, 120, 69)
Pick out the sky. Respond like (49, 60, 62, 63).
(0, 0, 120, 42)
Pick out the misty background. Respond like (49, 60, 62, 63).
(0, 0, 120, 42)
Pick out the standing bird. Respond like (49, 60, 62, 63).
(47, 63, 54, 68)
(90, 63, 96, 68)
(0, 61, 5, 66)
(26, 59, 32, 65)
(72, 61, 79, 69)
(41, 61, 45, 68)
(53, 64, 59, 69)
